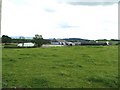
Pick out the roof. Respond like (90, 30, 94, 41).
(51, 39, 67, 42)
(57, 39, 67, 42)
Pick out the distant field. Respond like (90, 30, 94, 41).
(2, 46, 118, 88)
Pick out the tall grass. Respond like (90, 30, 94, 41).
(2, 46, 118, 88)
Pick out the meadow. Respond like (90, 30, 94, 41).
(2, 46, 118, 88)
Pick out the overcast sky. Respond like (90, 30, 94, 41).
(1, 0, 118, 39)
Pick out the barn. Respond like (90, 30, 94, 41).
(17, 42, 35, 47)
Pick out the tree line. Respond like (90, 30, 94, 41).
(1, 34, 50, 47)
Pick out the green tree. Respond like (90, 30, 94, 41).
(2, 35, 12, 44)
(32, 34, 44, 47)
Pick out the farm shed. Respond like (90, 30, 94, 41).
(17, 42, 35, 47)
(51, 39, 67, 45)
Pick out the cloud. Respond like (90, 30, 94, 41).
(44, 8, 56, 12)
(68, 2, 117, 6)
(57, 22, 79, 28)
(56, 0, 119, 3)
(1, 0, 118, 40)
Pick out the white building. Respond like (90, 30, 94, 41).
(17, 42, 35, 47)
(66, 42, 75, 46)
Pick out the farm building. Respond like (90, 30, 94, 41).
(80, 41, 109, 46)
(51, 38, 59, 45)
(17, 42, 35, 47)
(51, 39, 76, 46)
(51, 38, 67, 45)
(50, 38, 111, 46)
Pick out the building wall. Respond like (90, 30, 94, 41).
(51, 42, 60, 45)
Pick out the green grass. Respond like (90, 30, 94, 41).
(3, 43, 18, 48)
(2, 46, 118, 88)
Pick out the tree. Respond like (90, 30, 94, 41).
(19, 36, 25, 46)
(32, 34, 44, 47)
(2, 35, 12, 44)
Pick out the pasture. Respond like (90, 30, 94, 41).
(2, 46, 118, 88)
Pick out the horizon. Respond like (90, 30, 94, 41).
(1, 0, 118, 40)
(3, 35, 118, 40)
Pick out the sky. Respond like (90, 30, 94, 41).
(1, 0, 118, 40)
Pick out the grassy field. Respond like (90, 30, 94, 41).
(2, 46, 118, 88)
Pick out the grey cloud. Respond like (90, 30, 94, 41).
(56, 0, 119, 6)
(44, 8, 56, 12)
(68, 2, 117, 6)
(58, 22, 79, 28)
(60, 25, 74, 28)
(56, 0, 119, 3)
